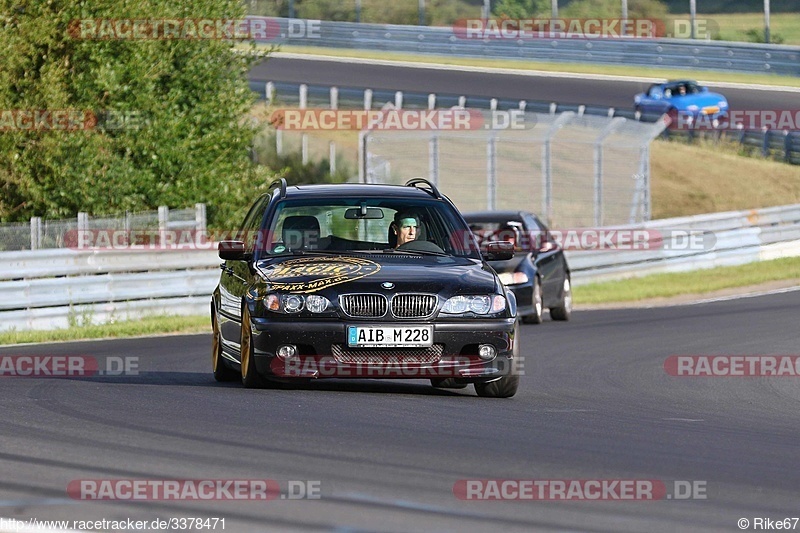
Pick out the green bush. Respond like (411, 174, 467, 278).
(744, 28, 785, 44)
(561, 0, 669, 20)
(0, 0, 272, 228)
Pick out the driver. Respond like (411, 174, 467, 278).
(391, 211, 419, 248)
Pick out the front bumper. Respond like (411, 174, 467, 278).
(249, 317, 516, 381)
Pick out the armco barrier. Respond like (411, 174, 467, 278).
(254, 18, 800, 76)
(567, 204, 800, 285)
(1, 203, 799, 330)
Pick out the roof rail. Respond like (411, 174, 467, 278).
(268, 178, 287, 199)
(405, 177, 441, 199)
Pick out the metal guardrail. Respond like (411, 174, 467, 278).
(567, 203, 800, 285)
(1, 204, 799, 330)
(0, 248, 220, 331)
(256, 18, 800, 76)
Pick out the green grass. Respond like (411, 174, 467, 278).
(573, 256, 800, 304)
(0, 315, 209, 346)
(269, 45, 800, 88)
(686, 12, 800, 45)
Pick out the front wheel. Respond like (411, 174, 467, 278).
(521, 276, 543, 324)
(240, 304, 265, 388)
(474, 321, 520, 398)
(550, 277, 572, 321)
(212, 310, 239, 382)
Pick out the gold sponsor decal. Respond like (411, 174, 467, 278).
(261, 256, 381, 293)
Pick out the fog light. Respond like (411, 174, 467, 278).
(277, 345, 297, 360)
(478, 344, 496, 361)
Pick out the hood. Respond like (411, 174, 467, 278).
(673, 92, 727, 109)
(256, 254, 499, 297)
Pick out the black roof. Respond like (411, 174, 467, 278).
(277, 183, 440, 200)
(462, 210, 529, 222)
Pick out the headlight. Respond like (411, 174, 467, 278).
(718, 101, 728, 107)
(498, 272, 529, 286)
(442, 295, 506, 315)
(686, 105, 699, 111)
(264, 293, 331, 314)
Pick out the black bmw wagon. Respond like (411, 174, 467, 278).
(211, 178, 521, 397)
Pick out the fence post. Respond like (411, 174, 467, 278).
(158, 206, 168, 245)
(593, 118, 626, 227)
(428, 93, 436, 110)
(784, 130, 791, 162)
(364, 89, 373, 110)
(549, 102, 557, 115)
(329, 141, 336, 176)
(395, 91, 403, 109)
(358, 130, 367, 183)
(487, 133, 497, 210)
(542, 112, 576, 226)
(762, 127, 770, 157)
(428, 134, 439, 186)
(30, 217, 42, 250)
(265, 82, 274, 106)
(519, 100, 526, 111)
(330, 86, 338, 109)
(301, 134, 309, 165)
(490, 98, 497, 111)
(77, 212, 88, 249)
(276, 129, 283, 156)
(195, 203, 207, 233)
(299, 84, 307, 109)
(458, 95, 466, 108)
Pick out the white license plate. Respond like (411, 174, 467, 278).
(347, 326, 433, 348)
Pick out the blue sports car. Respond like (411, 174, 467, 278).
(634, 80, 729, 126)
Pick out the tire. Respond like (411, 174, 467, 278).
(240, 304, 265, 388)
(474, 321, 520, 398)
(212, 310, 239, 382)
(431, 378, 468, 389)
(521, 276, 543, 324)
(550, 277, 572, 321)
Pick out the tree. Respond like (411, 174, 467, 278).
(0, 0, 271, 227)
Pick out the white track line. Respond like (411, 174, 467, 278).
(271, 51, 800, 93)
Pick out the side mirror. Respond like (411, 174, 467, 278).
(218, 240, 248, 261)
(482, 240, 514, 261)
(538, 241, 557, 253)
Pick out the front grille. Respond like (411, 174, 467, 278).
(339, 294, 388, 318)
(391, 294, 437, 318)
(331, 344, 443, 364)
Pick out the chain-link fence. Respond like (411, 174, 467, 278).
(362, 110, 667, 228)
(0, 205, 206, 252)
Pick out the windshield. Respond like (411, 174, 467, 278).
(257, 197, 480, 259)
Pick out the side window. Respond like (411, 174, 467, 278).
(238, 194, 269, 253)
(523, 214, 547, 250)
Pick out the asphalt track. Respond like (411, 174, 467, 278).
(250, 56, 799, 111)
(2, 290, 800, 532)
